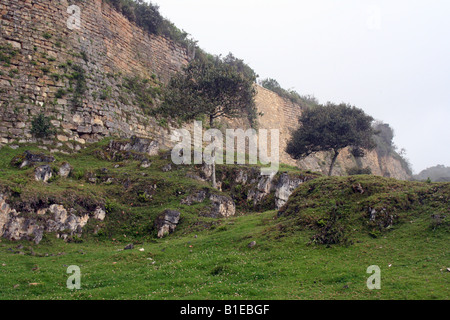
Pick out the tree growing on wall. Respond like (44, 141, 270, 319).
(286, 103, 376, 176)
(160, 55, 257, 188)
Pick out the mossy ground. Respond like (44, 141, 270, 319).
(0, 140, 448, 300)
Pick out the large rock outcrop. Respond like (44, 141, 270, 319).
(274, 173, 309, 209)
(181, 189, 236, 218)
(11, 151, 55, 169)
(204, 165, 320, 211)
(154, 209, 181, 238)
(34, 165, 52, 182)
(0, 193, 106, 244)
(208, 194, 236, 218)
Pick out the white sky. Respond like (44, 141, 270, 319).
(152, 0, 450, 174)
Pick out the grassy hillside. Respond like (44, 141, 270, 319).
(0, 140, 448, 300)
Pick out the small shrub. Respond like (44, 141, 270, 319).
(69, 64, 87, 106)
(368, 229, 382, 238)
(71, 169, 86, 180)
(80, 51, 89, 62)
(347, 167, 372, 176)
(51, 73, 60, 81)
(100, 87, 112, 100)
(30, 113, 55, 138)
(311, 221, 350, 246)
(430, 214, 448, 231)
(40, 66, 50, 74)
(47, 175, 59, 183)
(157, 118, 168, 128)
(12, 177, 27, 185)
(137, 192, 152, 203)
(10, 185, 22, 197)
(55, 88, 66, 99)
(105, 199, 118, 214)
(310, 208, 351, 246)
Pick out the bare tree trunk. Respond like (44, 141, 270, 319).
(210, 115, 217, 189)
(328, 149, 339, 177)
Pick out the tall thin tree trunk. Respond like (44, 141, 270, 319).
(210, 115, 217, 189)
(328, 149, 339, 177)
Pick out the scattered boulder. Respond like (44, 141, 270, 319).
(0, 194, 44, 244)
(185, 172, 205, 181)
(154, 209, 181, 238)
(208, 194, 236, 218)
(247, 172, 276, 205)
(34, 165, 52, 182)
(59, 162, 72, 178)
(182, 190, 236, 218)
(140, 160, 152, 169)
(274, 173, 306, 209)
(93, 207, 106, 221)
(162, 163, 172, 172)
(12, 151, 55, 168)
(200, 163, 213, 180)
(109, 136, 159, 157)
(248, 241, 257, 248)
(181, 190, 208, 205)
(368, 207, 397, 230)
(46, 204, 89, 236)
(352, 183, 365, 194)
(85, 172, 97, 184)
(235, 170, 249, 184)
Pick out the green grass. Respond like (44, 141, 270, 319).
(0, 209, 447, 300)
(0, 140, 448, 300)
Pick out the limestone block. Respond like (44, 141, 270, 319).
(77, 125, 92, 134)
(57, 135, 69, 142)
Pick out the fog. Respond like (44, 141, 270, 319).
(154, 0, 450, 173)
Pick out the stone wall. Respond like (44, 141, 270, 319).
(0, 0, 411, 180)
(0, 0, 188, 147)
(250, 86, 411, 180)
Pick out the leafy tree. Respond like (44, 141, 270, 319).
(223, 52, 258, 83)
(260, 78, 282, 92)
(162, 57, 257, 125)
(160, 56, 257, 188)
(286, 103, 376, 176)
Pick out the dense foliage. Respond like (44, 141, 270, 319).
(286, 103, 376, 176)
(30, 113, 56, 139)
(160, 56, 257, 127)
(259, 78, 318, 109)
(104, 0, 196, 49)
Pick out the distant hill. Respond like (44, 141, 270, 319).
(414, 165, 450, 182)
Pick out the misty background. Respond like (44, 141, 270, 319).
(152, 0, 450, 174)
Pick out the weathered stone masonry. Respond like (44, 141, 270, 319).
(0, 0, 189, 147)
(0, 0, 411, 179)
